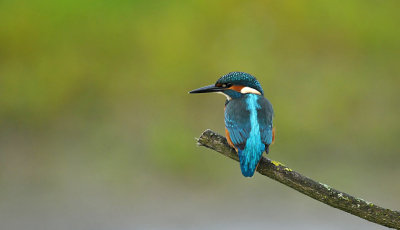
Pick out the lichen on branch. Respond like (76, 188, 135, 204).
(196, 129, 400, 229)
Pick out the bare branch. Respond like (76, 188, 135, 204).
(197, 129, 400, 229)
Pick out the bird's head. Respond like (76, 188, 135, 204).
(189, 72, 263, 100)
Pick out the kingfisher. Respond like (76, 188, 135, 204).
(190, 72, 275, 177)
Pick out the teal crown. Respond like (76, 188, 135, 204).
(216, 72, 264, 95)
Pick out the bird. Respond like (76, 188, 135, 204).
(190, 72, 275, 177)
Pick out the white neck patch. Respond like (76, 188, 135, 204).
(240, 87, 261, 95)
(216, 92, 232, 100)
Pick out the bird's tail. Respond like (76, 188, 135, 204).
(238, 145, 265, 177)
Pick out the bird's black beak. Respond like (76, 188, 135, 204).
(189, 85, 223, 94)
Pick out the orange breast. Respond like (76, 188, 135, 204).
(225, 128, 236, 151)
(272, 127, 276, 144)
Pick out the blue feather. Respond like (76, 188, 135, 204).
(225, 94, 273, 177)
(238, 94, 265, 177)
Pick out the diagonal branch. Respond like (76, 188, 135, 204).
(196, 129, 400, 229)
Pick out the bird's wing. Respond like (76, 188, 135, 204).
(224, 98, 251, 151)
(225, 96, 274, 151)
(257, 97, 274, 146)
(225, 95, 272, 177)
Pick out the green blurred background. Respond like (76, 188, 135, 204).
(0, 1, 399, 229)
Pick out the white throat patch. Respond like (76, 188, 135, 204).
(216, 92, 232, 100)
(240, 87, 261, 95)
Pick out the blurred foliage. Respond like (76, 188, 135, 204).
(0, 0, 399, 198)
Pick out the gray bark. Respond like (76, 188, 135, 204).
(197, 129, 400, 229)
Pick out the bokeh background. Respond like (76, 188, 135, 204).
(1, 1, 399, 229)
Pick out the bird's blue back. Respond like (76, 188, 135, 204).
(225, 94, 274, 177)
